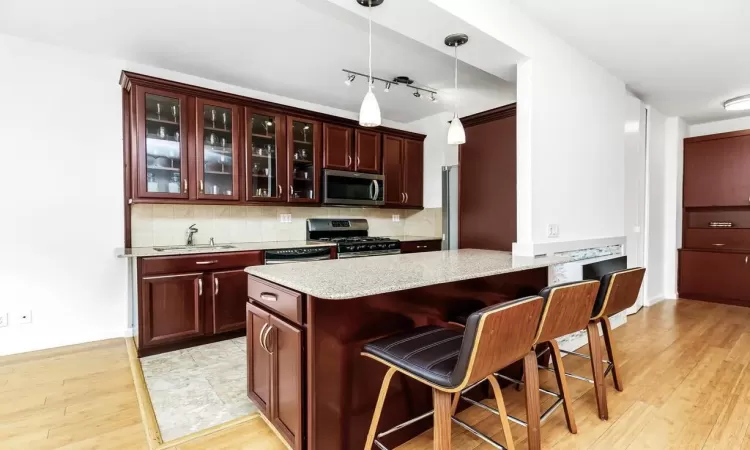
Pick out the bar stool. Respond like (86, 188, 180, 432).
(452, 280, 600, 450)
(540, 267, 646, 420)
(361, 296, 545, 450)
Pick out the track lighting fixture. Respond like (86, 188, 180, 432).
(341, 69, 437, 104)
(345, 74, 356, 86)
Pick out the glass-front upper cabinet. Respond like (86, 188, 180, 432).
(287, 117, 320, 203)
(246, 109, 286, 201)
(136, 87, 189, 199)
(196, 99, 240, 200)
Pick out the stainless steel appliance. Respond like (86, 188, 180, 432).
(441, 165, 458, 250)
(322, 169, 384, 206)
(307, 218, 400, 258)
(264, 247, 332, 265)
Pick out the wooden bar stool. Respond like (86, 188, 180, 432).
(452, 280, 600, 450)
(539, 268, 646, 420)
(361, 296, 545, 450)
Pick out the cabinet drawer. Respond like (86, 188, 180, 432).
(684, 229, 750, 251)
(248, 276, 304, 325)
(401, 240, 442, 254)
(142, 251, 264, 276)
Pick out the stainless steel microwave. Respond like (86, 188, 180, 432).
(322, 169, 385, 206)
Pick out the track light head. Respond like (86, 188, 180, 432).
(413, 91, 421, 98)
(384, 82, 391, 93)
(430, 93, 437, 102)
(345, 74, 356, 86)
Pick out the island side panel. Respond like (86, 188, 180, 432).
(307, 267, 548, 450)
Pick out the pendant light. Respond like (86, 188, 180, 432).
(445, 33, 468, 145)
(358, 0, 382, 127)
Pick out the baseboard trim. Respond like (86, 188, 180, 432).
(126, 337, 163, 449)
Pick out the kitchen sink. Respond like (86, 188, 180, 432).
(153, 244, 236, 252)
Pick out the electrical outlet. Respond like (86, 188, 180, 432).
(392, 215, 400, 222)
(547, 224, 560, 239)
(0, 312, 7, 328)
(16, 310, 32, 325)
(279, 214, 292, 223)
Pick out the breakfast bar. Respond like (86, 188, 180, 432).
(245, 249, 570, 450)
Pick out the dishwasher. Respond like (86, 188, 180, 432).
(264, 246, 333, 264)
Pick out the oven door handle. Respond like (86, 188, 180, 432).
(265, 255, 331, 264)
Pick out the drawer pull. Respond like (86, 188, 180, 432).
(195, 260, 218, 265)
(711, 244, 726, 247)
(260, 292, 278, 302)
(416, 245, 427, 249)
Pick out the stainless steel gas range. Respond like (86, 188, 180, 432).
(306, 218, 400, 258)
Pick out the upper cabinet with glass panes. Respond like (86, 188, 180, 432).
(196, 99, 240, 200)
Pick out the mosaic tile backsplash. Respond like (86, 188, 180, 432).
(131, 204, 442, 247)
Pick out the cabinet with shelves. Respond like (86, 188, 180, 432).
(195, 99, 241, 200)
(287, 117, 321, 203)
(246, 109, 287, 202)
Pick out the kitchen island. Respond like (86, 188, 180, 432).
(245, 249, 570, 450)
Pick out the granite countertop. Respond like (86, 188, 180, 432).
(245, 249, 572, 300)
(116, 240, 336, 258)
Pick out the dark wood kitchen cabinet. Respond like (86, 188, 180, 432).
(140, 273, 204, 347)
(684, 133, 750, 207)
(210, 269, 249, 333)
(247, 303, 272, 417)
(323, 123, 353, 170)
(195, 98, 241, 200)
(246, 298, 304, 450)
(269, 315, 304, 450)
(383, 134, 424, 208)
(354, 129, 382, 173)
(246, 108, 287, 202)
(679, 250, 750, 305)
(287, 117, 321, 203)
(136, 251, 263, 356)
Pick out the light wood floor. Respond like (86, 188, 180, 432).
(2, 299, 750, 449)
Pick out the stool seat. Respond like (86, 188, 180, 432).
(363, 326, 463, 388)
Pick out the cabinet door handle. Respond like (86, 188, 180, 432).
(195, 260, 218, 265)
(263, 325, 274, 353)
(278, 185, 283, 197)
(401, 193, 405, 203)
(260, 292, 278, 302)
(259, 323, 269, 353)
(199, 180, 204, 194)
(198, 278, 203, 296)
(746, 256, 748, 264)
(405, 193, 409, 204)
(356, 156, 361, 167)
(214, 279, 219, 295)
(347, 155, 352, 167)
(183, 178, 188, 193)
(290, 185, 293, 197)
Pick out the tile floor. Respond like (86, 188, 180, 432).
(140, 337, 257, 442)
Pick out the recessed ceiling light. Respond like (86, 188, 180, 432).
(723, 95, 750, 111)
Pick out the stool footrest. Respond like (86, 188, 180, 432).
(495, 372, 561, 398)
(452, 416, 509, 450)
(376, 410, 433, 440)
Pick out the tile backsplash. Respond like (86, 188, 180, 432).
(130, 204, 442, 247)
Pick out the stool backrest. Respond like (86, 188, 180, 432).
(534, 280, 601, 344)
(449, 295, 544, 388)
(592, 267, 646, 319)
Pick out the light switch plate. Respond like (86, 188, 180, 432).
(0, 312, 7, 328)
(392, 215, 400, 222)
(547, 224, 560, 238)
(16, 310, 32, 325)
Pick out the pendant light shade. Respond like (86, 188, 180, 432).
(359, 86, 382, 127)
(445, 33, 468, 145)
(447, 114, 466, 145)
(359, 0, 381, 127)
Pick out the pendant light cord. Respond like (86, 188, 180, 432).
(454, 44, 459, 116)
(368, 0, 373, 90)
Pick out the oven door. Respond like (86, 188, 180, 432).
(322, 170, 384, 206)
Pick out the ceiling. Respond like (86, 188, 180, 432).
(514, 0, 750, 124)
(0, 0, 516, 123)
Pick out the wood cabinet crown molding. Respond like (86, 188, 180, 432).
(460, 103, 517, 128)
(684, 128, 750, 144)
(120, 71, 426, 141)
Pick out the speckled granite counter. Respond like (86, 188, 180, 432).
(246, 249, 570, 300)
(116, 240, 335, 258)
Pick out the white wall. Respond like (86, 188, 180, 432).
(0, 33, 424, 356)
(663, 117, 686, 300)
(428, 0, 627, 255)
(406, 112, 454, 208)
(689, 116, 750, 137)
(645, 108, 667, 304)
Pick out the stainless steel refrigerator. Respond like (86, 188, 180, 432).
(441, 165, 459, 250)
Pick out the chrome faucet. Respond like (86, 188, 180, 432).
(186, 224, 198, 246)
(209, 237, 215, 247)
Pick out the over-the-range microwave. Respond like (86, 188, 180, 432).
(322, 169, 384, 206)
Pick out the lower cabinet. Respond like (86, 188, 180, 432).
(679, 250, 750, 304)
(137, 251, 263, 354)
(246, 303, 304, 450)
(210, 269, 250, 333)
(401, 239, 442, 254)
(141, 273, 204, 346)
